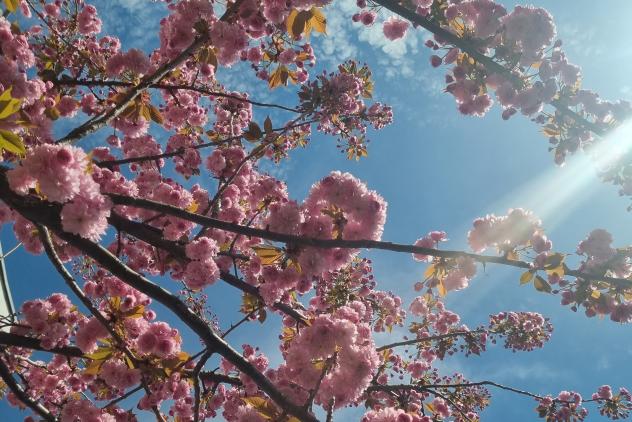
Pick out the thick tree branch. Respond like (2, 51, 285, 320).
(107, 193, 632, 289)
(0, 332, 83, 357)
(108, 213, 308, 324)
(55, 0, 243, 145)
(55, 34, 210, 144)
(0, 183, 316, 422)
(371, 0, 607, 137)
(0, 354, 57, 421)
(38, 226, 166, 422)
(199, 371, 242, 386)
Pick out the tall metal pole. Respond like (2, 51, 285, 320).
(0, 240, 15, 331)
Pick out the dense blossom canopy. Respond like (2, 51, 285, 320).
(0, 0, 630, 421)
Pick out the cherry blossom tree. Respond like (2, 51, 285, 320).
(0, 0, 630, 421)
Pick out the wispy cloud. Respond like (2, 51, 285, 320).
(94, 0, 166, 50)
(318, 0, 432, 81)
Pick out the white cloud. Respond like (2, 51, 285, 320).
(317, 0, 359, 64)
(317, 0, 431, 80)
(94, 0, 166, 50)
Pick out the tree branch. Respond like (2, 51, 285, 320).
(37, 225, 166, 422)
(52, 78, 300, 113)
(55, 33, 210, 144)
(198, 371, 242, 386)
(107, 193, 632, 289)
(107, 213, 308, 325)
(376, 329, 488, 352)
(193, 351, 213, 422)
(96, 119, 315, 169)
(371, 0, 607, 137)
(0, 182, 316, 422)
(0, 353, 57, 421)
(54, 0, 243, 145)
(0, 332, 83, 357)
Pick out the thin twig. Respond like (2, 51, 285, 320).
(376, 329, 488, 352)
(52, 78, 300, 113)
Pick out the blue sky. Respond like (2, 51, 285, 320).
(3, 0, 632, 420)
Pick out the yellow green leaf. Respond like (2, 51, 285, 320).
(546, 265, 565, 278)
(252, 244, 284, 265)
(139, 104, 152, 121)
(544, 253, 564, 269)
(591, 290, 601, 299)
(4, 0, 19, 13)
(310, 7, 327, 34)
(519, 270, 534, 284)
(0, 87, 21, 120)
(286, 9, 312, 39)
(45, 107, 60, 120)
(424, 264, 436, 279)
(124, 355, 135, 369)
(85, 346, 113, 361)
(286, 258, 302, 273)
(176, 351, 190, 363)
(437, 280, 447, 297)
(241, 397, 278, 419)
(0, 129, 25, 155)
(268, 66, 290, 89)
(198, 47, 218, 69)
(281, 326, 296, 342)
(505, 250, 519, 261)
(186, 200, 199, 213)
(148, 104, 164, 124)
(241, 293, 261, 314)
(123, 304, 145, 319)
(542, 125, 560, 137)
(83, 359, 104, 375)
(312, 359, 326, 370)
(109, 296, 122, 311)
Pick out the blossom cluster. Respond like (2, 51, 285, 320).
(273, 308, 380, 409)
(467, 208, 549, 254)
(8, 144, 111, 241)
(488, 311, 553, 352)
(17, 293, 80, 350)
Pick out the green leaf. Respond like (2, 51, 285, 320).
(0, 129, 25, 155)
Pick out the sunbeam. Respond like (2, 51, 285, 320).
(486, 119, 632, 230)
